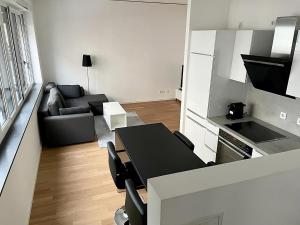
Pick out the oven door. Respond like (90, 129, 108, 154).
(216, 138, 248, 164)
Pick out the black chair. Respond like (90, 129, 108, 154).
(107, 142, 143, 190)
(124, 179, 147, 225)
(173, 131, 195, 152)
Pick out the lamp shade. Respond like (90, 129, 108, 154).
(82, 55, 92, 67)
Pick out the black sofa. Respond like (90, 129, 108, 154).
(38, 84, 108, 147)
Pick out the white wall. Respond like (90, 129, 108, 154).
(189, 0, 231, 30)
(32, 0, 187, 103)
(125, 0, 187, 4)
(228, 0, 300, 29)
(0, 95, 42, 225)
(148, 149, 300, 225)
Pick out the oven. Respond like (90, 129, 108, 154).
(216, 130, 253, 164)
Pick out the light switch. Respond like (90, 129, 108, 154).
(297, 118, 300, 126)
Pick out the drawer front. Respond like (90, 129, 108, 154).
(184, 116, 206, 156)
(186, 109, 207, 127)
(252, 149, 264, 158)
(199, 146, 216, 164)
(206, 121, 219, 135)
(186, 110, 219, 135)
(204, 129, 218, 153)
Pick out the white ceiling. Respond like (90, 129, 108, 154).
(112, 0, 188, 5)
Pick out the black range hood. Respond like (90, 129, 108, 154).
(241, 54, 294, 98)
(241, 17, 300, 99)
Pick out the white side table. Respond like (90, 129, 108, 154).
(103, 102, 127, 131)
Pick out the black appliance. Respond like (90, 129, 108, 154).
(226, 102, 245, 120)
(216, 130, 252, 164)
(241, 55, 294, 98)
(225, 121, 286, 143)
(241, 16, 300, 99)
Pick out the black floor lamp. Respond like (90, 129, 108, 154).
(82, 54, 92, 94)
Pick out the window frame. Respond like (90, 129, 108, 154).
(0, 2, 34, 144)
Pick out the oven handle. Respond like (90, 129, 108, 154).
(218, 136, 252, 158)
(218, 139, 251, 159)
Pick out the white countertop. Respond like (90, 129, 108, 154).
(207, 116, 300, 155)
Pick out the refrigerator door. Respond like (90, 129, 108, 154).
(186, 53, 213, 119)
(190, 30, 216, 55)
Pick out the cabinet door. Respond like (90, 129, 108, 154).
(252, 149, 263, 158)
(201, 146, 217, 164)
(230, 30, 253, 83)
(186, 53, 213, 118)
(184, 116, 205, 159)
(190, 30, 216, 55)
(184, 116, 216, 163)
(204, 129, 218, 152)
(287, 35, 300, 98)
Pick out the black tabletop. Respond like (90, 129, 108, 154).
(116, 123, 206, 188)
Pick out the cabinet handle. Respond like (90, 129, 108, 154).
(218, 137, 251, 158)
(243, 59, 284, 67)
(191, 52, 214, 57)
(205, 143, 216, 153)
(187, 108, 205, 119)
(205, 127, 217, 136)
(186, 116, 205, 128)
(218, 139, 246, 158)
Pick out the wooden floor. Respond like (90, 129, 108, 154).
(29, 100, 181, 225)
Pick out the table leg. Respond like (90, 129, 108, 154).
(115, 133, 125, 152)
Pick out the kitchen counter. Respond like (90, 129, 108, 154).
(207, 116, 300, 155)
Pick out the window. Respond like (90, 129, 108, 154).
(0, 5, 33, 141)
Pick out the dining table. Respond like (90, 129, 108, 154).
(115, 123, 206, 188)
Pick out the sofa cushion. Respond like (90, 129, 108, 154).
(57, 85, 84, 99)
(38, 93, 50, 117)
(44, 82, 56, 93)
(51, 87, 66, 107)
(82, 94, 109, 103)
(65, 94, 108, 108)
(48, 88, 64, 116)
(65, 98, 90, 108)
(59, 106, 91, 115)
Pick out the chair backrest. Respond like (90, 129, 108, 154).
(173, 131, 195, 151)
(125, 179, 147, 225)
(107, 141, 127, 189)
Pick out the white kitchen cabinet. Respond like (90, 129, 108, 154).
(184, 113, 218, 163)
(230, 30, 253, 83)
(204, 129, 218, 152)
(190, 30, 216, 55)
(287, 34, 300, 98)
(184, 115, 206, 159)
(202, 146, 216, 164)
(186, 53, 213, 118)
(230, 30, 274, 83)
(186, 30, 245, 119)
(183, 30, 245, 163)
(252, 149, 263, 158)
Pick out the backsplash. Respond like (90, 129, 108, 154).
(246, 84, 300, 137)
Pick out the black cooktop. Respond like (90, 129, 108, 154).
(225, 121, 286, 143)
